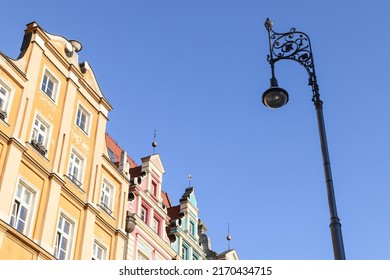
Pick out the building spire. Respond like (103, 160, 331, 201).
(188, 174, 192, 188)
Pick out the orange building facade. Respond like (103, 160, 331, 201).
(0, 22, 237, 260)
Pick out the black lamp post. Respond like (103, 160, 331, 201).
(262, 18, 346, 260)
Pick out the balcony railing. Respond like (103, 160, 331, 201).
(99, 202, 113, 215)
(0, 109, 7, 120)
(66, 173, 82, 188)
(31, 139, 47, 156)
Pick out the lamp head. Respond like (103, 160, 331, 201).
(262, 86, 289, 108)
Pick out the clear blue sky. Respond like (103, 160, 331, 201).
(2, 1, 390, 260)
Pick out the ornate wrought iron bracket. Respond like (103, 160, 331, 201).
(265, 18, 319, 99)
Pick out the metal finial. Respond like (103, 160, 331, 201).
(227, 223, 232, 250)
(152, 129, 157, 154)
(265, 17, 273, 31)
(188, 174, 192, 187)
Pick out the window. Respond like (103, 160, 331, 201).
(75, 104, 91, 135)
(92, 241, 107, 260)
(137, 251, 149, 260)
(100, 180, 113, 215)
(67, 149, 84, 187)
(54, 214, 74, 260)
(40, 70, 59, 101)
(0, 80, 11, 120)
(31, 115, 50, 155)
(151, 181, 157, 197)
(152, 217, 160, 234)
(181, 245, 189, 260)
(140, 206, 148, 223)
(10, 181, 35, 235)
(192, 254, 199, 260)
(189, 220, 195, 236)
(107, 148, 116, 163)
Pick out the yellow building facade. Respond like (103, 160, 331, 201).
(0, 22, 132, 260)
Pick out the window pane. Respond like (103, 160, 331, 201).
(61, 237, 68, 251)
(23, 190, 31, 204)
(19, 206, 28, 222)
(16, 219, 26, 232)
(41, 75, 48, 92)
(58, 216, 63, 228)
(0, 87, 6, 110)
(16, 185, 23, 198)
(63, 220, 70, 234)
(47, 80, 54, 94)
(10, 201, 19, 227)
(59, 250, 66, 260)
(96, 247, 103, 259)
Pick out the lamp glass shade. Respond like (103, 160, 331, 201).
(262, 86, 289, 108)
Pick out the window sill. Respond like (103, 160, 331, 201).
(98, 203, 115, 219)
(99, 203, 113, 215)
(75, 125, 90, 138)
(31, 140, 47, 156)
(40, 89, 58, 106)
(0, 117, 10, 127)
(27, 142, 50, 162)
(65, 174, 84, 192)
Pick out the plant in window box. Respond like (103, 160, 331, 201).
(0, 109, 7, 120)
(31, 139, 47, 155)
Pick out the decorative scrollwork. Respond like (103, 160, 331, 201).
(265, 19, 318, 89)
(270, 29, 314, 78)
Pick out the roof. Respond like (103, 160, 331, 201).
(105, 133, 138, 168)
(129, 166, 142, 178)
(167, 205, 181, 220)
(161, 191, 172, 208)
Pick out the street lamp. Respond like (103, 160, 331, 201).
(262, 18, 346, 260)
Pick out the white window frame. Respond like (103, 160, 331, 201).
(30, 112, 52, 156)
(0, 76, 14, 121)
(152, 217, 160, 234)
(75, 103, 92, 136)
(54, 211, 76, 260)
(100, 178, 114, 215)
(137, 250, 149, 260)
(92, 239, 108, 260)
(140, 205, 148, 223)
(9, 178, 37, 236)
(67, 147, 85, 188)
(181, 244, 189, 260)
(40, 67, 60, 103)
(189, 220, 195, 236)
